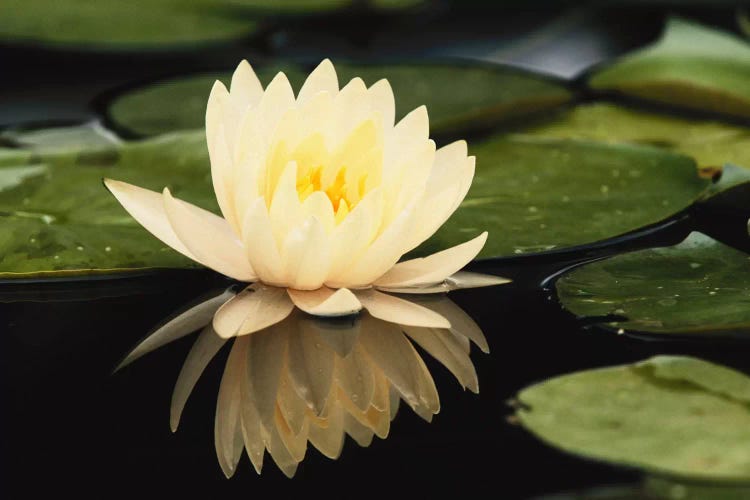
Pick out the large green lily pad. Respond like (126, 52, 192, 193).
(517, 356, 750, 482)
(416, 135, 708, 259)
(0, 131, 216, 278)
(556, 232, 750, 336)
(107, 62, 572, 137)
(589, 18, 750, 119)
(520, 102, 750, 170)
(0, 0, 260, 49)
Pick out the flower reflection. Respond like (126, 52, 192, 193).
(119, 288, 489, 478)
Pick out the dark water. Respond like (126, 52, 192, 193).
(1, 3, 748, 498)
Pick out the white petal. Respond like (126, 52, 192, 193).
(330, 77, 370, 148)
(339, 201, 418, 287)
(205, 80, 229, 156)
(258, 72, 296, 141)
(281, 216, 331, 290)
(277, 371, 308, 437)
(162, 188, 256, 281)
(230, 59, 264, 109)
(104, 179, 196, 261)
(354, 289, 450, 329)
(301, 191, 335, 235)
(212, 284, 294, 338)
(417, 295, 490, 353)
(376, 271, 510, 294)
(171, 325, 228, 432)
(269, 161, 303, 246)
(384, 105, 429, 170)
(238, 338, 265, 474)
(297, 59, 339, 105)
(299, 314, 361, 357)
(242, 197, 285, 285)
(287, 287, 361, 316)
(375, 232, 487, 288)
(308, 405, 345, 459)
(117, 288, 234, 371)
(368, 78, 395, 131)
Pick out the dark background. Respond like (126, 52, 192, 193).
(1, 2, 749, 498)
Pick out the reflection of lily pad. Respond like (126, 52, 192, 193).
(0, 131, 215, 278)
(556, 232, 750, 336)
(520, 102, 750, 169)
(108, 62, 572, 137)
(517, 356, 750, 482)
(417, 135, 708, 259)
(590, 18, 750, 118)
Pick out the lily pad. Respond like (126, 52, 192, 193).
(0, 131, 216, 278)
(516, 355, 750, 482)
(107, 62, 572, 137)
(520, 102, 750, 170)
(555, 232, 750, 336)
(0, 0, 261, 49)
(589, 18, 750, 119)
(417, 135, 708, 259)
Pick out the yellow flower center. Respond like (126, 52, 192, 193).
(296, 165, 369, 224)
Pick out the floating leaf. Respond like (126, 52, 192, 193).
(416, 135, 708, 259)
(0, 122, 121, 155)
(0, 0, 261, 49)
(556, 232, 750, 336)
(589, 18, 750, 119)
(0, 131, 216, 278)
(520, 102, 750, 170)
(517, 356, 750, 482)
(108, 62, 572, 137)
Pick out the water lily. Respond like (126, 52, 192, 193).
(105, 59, 507, 337)
(119, 288, 489, 478)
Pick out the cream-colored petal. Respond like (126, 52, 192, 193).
(258, 72, 296, 140)
(403, 326, 478, 393)
(412, 351, 440, 421)
(336, 345, 375, 412)
(389, 386, 400, 421)
(375, 232, 488, 288)
(384, 105, 429, 170)
(247, 326, 289, 432)
(368, 78, 395, 131)
(162, 188, 255, 281)
(205, 79, 229, 157)
(206, 124, 242, 234)
(239, 338, 265, 474)
(308, 405, 345, 459)
(287, 287, 361, 317)
(301, 191, 335, 234)
(343, 413, 375, 447)
(410, 295, 490, 353)
(337, 201, 418, 287)
(358, 316, 425, 409)
(230, 59, 264, 109)
(297, 59, 338, 105)
(299, 314, 360, 357)
(242, 197, 285, 285)
(212, 284, 293, 338)
(330, 77, 370, 148)
(275, 405, 308, 463)
(104, 179, 196, 262)
(171, 325, 228, 432)
(287, 326, 335, 416)
(214, 338, 245, 478)
(355, 289, 450, 329)
(277, 370, 308, 437)
(375, 271, 510, 294)
(117, 288, 233, 371)
(269, 161, 303, 246)
(266, 416, 300, 478)
(281, 216, 331, 290)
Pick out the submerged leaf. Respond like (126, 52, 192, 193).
(556, 232, 750, 336)
(108, 62, 571, 137)
(589, 18, 750, 118)
(517, 356, 750, 482)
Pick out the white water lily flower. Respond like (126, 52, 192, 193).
(105, 59, 508, 336)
